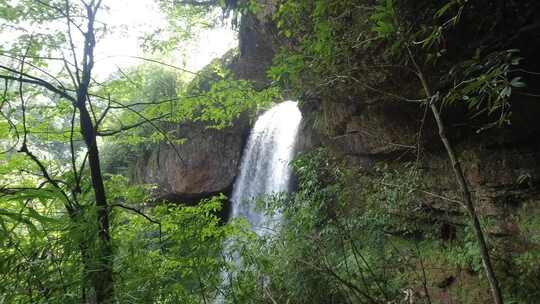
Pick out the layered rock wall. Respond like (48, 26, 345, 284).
(132, 3, 279, 204)
(133, 119, 250, 203)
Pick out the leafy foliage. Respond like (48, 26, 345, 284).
(0, 1, 275, 303)
(269, 0, 369, 98)
(222, 150, 422, 303)
(113, 195, 235, 303)
(218, 147, 540, 303)
(177, 56, 279, 128)
(0, 170, 239, 303)
(270, 0, 535, 133)
(368, 0, 527, 130)
(2, 1, 540, 303)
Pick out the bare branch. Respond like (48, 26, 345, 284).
(0, 53, 69, 91)
(103, 55, 200, 76)
(34, 0, 85, 34)
(96, 113, 170, 136)
(109, 203, 162, 248)
(109, 203, 160, 225)
(95, 94, 111, 128)
(406, 45, 504, 304)
(0, 78, 20, 154)
(69, 106, 81, 194)
(0, 65, 76, 102)
(107, 99, 185, 164)
(173, 0, 219, 6)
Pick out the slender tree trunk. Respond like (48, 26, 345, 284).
(76, 2, 114, 303)
(1, 1, 113, 302)
(408, 47, 504, 304)
(428, 102, 503, 304)
(79, 105, 114, 303)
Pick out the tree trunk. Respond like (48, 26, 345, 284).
(428, 103, 504, 304)
(408, 47, 504, 304)
(76, 2, 114, 302)
(78, 103, 114, 304)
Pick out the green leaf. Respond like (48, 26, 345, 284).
(510, 77, 526, 88)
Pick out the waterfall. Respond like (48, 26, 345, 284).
(215, 101, 301, 303)
(230, 101, 302, 235)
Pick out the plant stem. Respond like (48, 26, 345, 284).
(407, 46, 504, 304)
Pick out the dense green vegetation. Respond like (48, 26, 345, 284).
(227, 149, 540, 303)
(1, 0, 540, 303)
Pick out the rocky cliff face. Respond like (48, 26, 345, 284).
(229, 0, 278, 88)
(132, 5, 279, 205)
(279, 0, 540, 220)
(296, 75, 540, 226)
(245, 0, 540, 299)
(296, 75, 540, 253)
(133, 118, 250, 204)
(136, 0, 540, 225)
(131, 1, 540, 299)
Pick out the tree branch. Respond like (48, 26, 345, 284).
(406, 45, 504, 304)
(96, 113, 170, 136)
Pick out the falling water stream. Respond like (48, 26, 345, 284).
(215, 101, 301, 303)
(229, 101, 302, 235)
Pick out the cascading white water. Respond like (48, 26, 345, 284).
(215, 101, 301, 303)
(230, 101, 302, 235)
